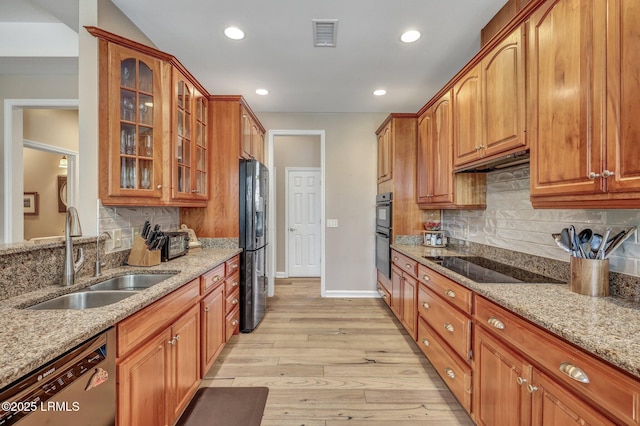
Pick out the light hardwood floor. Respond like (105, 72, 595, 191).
(203, 278, 474, 425)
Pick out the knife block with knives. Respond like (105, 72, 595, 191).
(128, 221, 162, 266)
(127, 235, 161, 266)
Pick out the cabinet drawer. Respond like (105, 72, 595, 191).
(200, 264, 225, 295)
(117, 278, 199, 357)
(377, 282, 391, 307)
(418, 264, 472, 314)
(417, 316, 472, 412)
(224, 272, 240, 295)
(418, 284, 471, 363)
(476, 296, 640, 425)
(225, 255, 240, 276)
(392, 251, 417, 277)
(225, 287, 240, 314)
(225, 306, 240, 341)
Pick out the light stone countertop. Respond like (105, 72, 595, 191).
(392, 244, 640, 380)
(0, 247, 241, 389)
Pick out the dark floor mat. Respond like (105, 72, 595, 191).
(175, 387, 269, 426)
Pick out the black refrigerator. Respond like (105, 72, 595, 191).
(239, 159, 268, 332)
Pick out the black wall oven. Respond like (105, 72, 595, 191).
(375, 192, 392, 278)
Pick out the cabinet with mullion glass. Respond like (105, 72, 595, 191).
(172, 69, 208, 201)
(104, 44, 163, 201)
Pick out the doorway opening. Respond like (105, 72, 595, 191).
(267, 130, 325, 297)
(3, 99, 79, 243)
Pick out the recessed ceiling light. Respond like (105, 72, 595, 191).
(373, 89, 387, 96)
(401, 30, 421, 43)
(256, 88, 269, 96)
(224, 26, 245, 40)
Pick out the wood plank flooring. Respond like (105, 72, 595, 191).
(202, 278, 474, 425)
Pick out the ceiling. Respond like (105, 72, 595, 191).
(1, 0, 509, 113)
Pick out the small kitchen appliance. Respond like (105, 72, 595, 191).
(160, 231, 190, 262)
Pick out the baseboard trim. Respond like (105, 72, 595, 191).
(324, 290, 380, 298)
(275, 272, 287, 279)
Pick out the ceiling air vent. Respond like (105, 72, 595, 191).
(313, 19, 338, 47)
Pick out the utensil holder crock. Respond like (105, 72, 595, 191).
(569, 256, 609, 297)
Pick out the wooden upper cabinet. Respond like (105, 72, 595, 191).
(417, 92, 454, 204)
(418, 91, 486, 209)
(101, 43, 165, 202)
(240, 105, 265, 163)
(377, 123, 392, 183)
(527, 0, 640, 207)
(606, 0, 640, 194)
(482, 25, 526, 159)
(171, 69, 208, 201)
(454, 24, 526, 170)
(453, 63, 482, 168)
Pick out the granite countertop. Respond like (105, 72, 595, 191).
(392, 244, 640, 380)
(0, 247, 241, 389)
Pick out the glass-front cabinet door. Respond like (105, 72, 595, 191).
(172, 70, 207, 201)
(107, 44, 163, 199)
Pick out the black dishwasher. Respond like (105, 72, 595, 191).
(0, 328, 116, 426)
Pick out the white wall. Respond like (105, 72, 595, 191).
(259, 112, 387, 294)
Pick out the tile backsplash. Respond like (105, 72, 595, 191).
(99, 202, 180, 252)
(443, 165, 640, 277)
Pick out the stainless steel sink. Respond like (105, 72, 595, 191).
(88, 273, 174, 291)
(27, 290, 139, 310)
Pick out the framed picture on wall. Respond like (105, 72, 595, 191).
(58, 175, 67, 213)
(24, 192, 39, 216)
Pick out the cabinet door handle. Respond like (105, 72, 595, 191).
(422, 275, 430, 281)
(421, 339, 430, 347)
(231, 299, 239, 305)
(405, 263, 412, 269)
(527, 384, 539, 393)
(445, 289, 456, 299)
(174, 334, 180, 342)
(559, 362, 590, 383)
(422, 302, 430, 309)
(157, 185, 162, 189)
(393, 256, 399, 261)
(516, 376, 528, 385)
(377, 288, 388, 299)
(231, 319, 239, 327)
(602, 170, 615, 178)
(487, 317, 505, 330)
(443, 323, 454, 333)
(231, 263, 238, 270)
(168, 337, 176, 346)
(204, 307, 209, 312)
(588, 171, 601, 179)
(232, 280, 239, 287)
(444, 368, 456, 380)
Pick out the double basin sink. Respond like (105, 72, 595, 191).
(27, 273, 175, 310)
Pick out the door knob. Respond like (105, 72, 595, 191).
(289, 227, 297, 232)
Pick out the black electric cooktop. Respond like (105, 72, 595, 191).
(423, 256, 564, 284)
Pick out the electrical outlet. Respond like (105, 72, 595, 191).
(463, 224, 470, 239)
(112, 229, 122, 248)
(327, 219, 339, 228)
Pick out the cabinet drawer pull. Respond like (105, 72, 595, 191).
(516, 376, 527, 385)
(393, 256, 399, 261)
(559, 362, 590, 383)
(230, 263, 238, 270)
(405, 263, 412, 269)
(444, 368, 456, 379)
(231, 319, 239, 327)
(443, 323, 454, 333)
(421, 339, 430, 347)
(422, 275, 430, 281)
(445, 289, 456, 298)
(422, 302, 430, 309)
(157, 184, 162, 189)
(487, 317, 505, 330)
(231, 298, 239, 305)
(232, 281, 239, 287)
(527, 384, 539, 393)
(377, 289, 388, 300)
(213, 276, 220, 282)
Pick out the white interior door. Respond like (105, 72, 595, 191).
(286, 168, 321, 277)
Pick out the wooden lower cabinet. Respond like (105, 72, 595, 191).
(118, 304, 200, 426)
(400, 274, 418, 339)
(200, 283, 225, 376)
(390, 266, 402, 319)
(118, 329, 171, 426)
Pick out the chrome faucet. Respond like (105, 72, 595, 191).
(95, 231, 112, 277)
(62, 207, 85, 286)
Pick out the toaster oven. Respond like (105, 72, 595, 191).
(161, 231, 190, 261)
